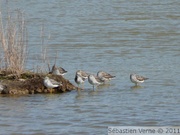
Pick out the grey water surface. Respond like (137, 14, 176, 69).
(0, 0, 179, 134)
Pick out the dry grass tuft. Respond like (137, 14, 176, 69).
(0, 9, 28, 76)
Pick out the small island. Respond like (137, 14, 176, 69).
(0, 70, 77, 95)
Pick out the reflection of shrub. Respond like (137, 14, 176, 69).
(0, 10, 28, 75)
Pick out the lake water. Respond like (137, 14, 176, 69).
(0, 0, 180, 134)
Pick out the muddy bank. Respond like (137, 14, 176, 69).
(0, 71, 77, 95)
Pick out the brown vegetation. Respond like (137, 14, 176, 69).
(0, 10, 27, 76)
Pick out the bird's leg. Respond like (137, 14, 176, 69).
(82, 83, 84, 90)
(49, 88, 53, 93)
(135, 83, 139, 87)
(77, 84, 80, 91)
(77, 84, 79, 90)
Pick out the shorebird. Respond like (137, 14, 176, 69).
(51, 64, 67, 76)
(97, 71, 115, 83)
(130, 73, 149, 86)
(74, 70, 89, 90)
(43, 76, 62, 92)
(88, 74, 103, 90)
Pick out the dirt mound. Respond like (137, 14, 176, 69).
(0, 71, 77, 95)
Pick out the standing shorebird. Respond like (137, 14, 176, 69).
(130, 73, 149, 86)
(51, 64, 67, 76)
(88, 74, 103, 91)
(97, 71, 115, 83)
(43, 76, 62, 92)
(74, 70, 89, 90)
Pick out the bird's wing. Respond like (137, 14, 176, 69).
(95, 76, 104, 83)
(50, 79, 60, 85)
(59, 67, 67, 73)
(103, 72, 115, 79)
(136, 75, 148, 81)
(81, 71, 89, 78)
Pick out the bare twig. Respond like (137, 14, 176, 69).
(0, 8, 28, 76)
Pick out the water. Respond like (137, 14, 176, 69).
(0, 0, 180, 134)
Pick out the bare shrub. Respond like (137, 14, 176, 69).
(0, 9, 28, 75)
